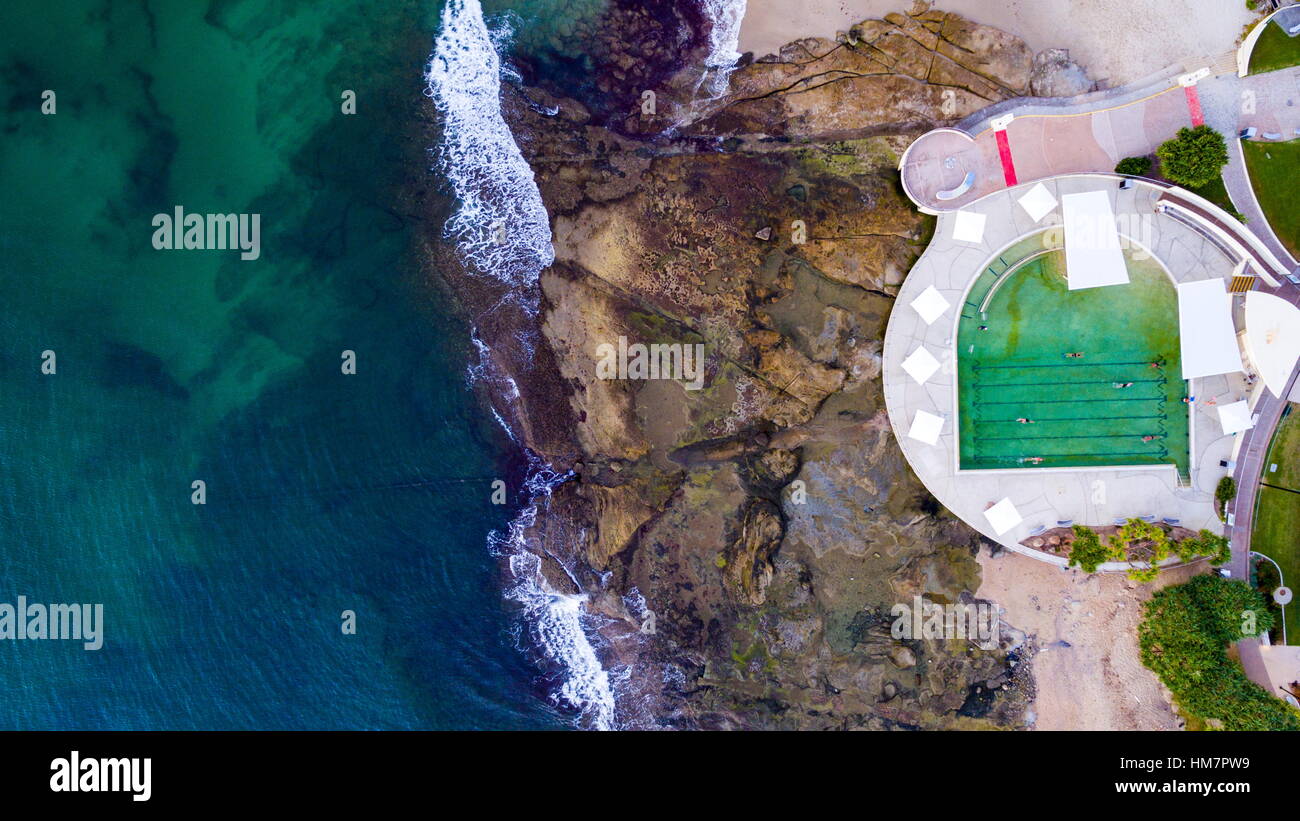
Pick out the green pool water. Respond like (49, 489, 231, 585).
(957, 240, 1189, 475)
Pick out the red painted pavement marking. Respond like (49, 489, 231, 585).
(1184, 85, 1204, 126)
(994, 129, 1017, 186)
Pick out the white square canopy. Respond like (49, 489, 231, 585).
(907, 409, 945, 445)
(1178, 279, 1245, 379)
(1018, 183, 1058, 223)
(910, 285, 951, 325)
(901, 346, 941, 385)
(1062, 190, 1129, 290)
(984, 497, 1022, 536)
(952, 209, 987, 244)
(1218, 400, 1254, 435)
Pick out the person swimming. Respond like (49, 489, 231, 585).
(1015, 417, 1034, 424)
(1114, 381, 1134, 388)
(1064, 352, 1083, 358)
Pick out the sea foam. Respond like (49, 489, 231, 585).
(699, 0, 747, 99)
(489, 459, 617, 731)
(425, 0, 554, 287)
(703, 0, 746, 70)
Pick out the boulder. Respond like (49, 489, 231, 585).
(1029, 49, 1094, 98)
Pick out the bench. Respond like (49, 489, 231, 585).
(936, 171, 976, 201)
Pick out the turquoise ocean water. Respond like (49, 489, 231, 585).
(0, 0, 587, 729)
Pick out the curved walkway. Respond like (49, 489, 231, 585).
(899, 62, 1300, 277)
(882, 175, 1242, 565)
(895, 59, 1300, 576)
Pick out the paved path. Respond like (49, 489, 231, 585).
(1226, 292, 1300, 582)
(901, 78, 1191, 212)
(1195, 66, 1300, 582)
(1199, 66, 1300, 272)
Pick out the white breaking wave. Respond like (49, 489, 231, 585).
(703, 0, 747, 69)
(698, 0, 748, 101)
(489, 463, 617, 731)
(425, 0, 554, 287)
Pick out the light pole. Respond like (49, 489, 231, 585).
(1251, 550, 1289, 646)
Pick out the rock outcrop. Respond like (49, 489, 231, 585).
(1029, 48, 1095, 98)
(666, 9, 1034, 139)
(434, 5, 1039, 729)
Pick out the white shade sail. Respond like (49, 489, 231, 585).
(907, 409, 945, 445)
(1178, 279, 1244, 379)
(952, 209, 987, 244)
(1218, 400, 1254, 435)
(1062, 190, 1129, 290)
(901, 346, 941, 385)
(1018, 183, 1058, 223)
(984, 497, 1022, 536)
(1243, 291, 1300, 398)
(910, 285, 951, 325)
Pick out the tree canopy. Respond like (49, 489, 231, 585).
(1156, 125, 1229, 189)
(1138, 574, 1297, 730)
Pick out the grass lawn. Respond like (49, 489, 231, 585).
(1249, 22, 1300, 75)
(1263, 404, 1300, 489)
(1253, 404, 1300, 644)
(1188, 175, 1244, 221)
(1242, 139, 1300, 259)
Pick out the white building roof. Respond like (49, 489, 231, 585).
(984, 497, 1022, 536)
(1062, 190, 1129, 290)
(901, 346, 941, 385)
(907, 409, 945, 445)
(1218, 399, 1254, 435)
(952, 209, 987, 244)
(910, 284, 951, 325)
(1243, 291, 1300, 398)
(1017, 183, 1058, 223)
(1177, 279, 1245, 379)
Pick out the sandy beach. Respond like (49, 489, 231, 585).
(977, 549, 1208, 730)
(739, 0, 1258, 87)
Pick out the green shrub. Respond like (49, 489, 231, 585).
(1139, 574, 1298, 730)
(1115, 156, 1152, 176)
(1068, 525, 1117, 573)
(1156, 125, 1229, 189)
(1216, 476, 1237, 521)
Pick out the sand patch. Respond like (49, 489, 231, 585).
(977, 548, 1207, 730)
(739, 0, 1257, 87)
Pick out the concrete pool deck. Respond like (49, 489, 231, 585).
(882, 174, 1246, 567)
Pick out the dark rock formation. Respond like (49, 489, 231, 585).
(429, 6, 1041, 729)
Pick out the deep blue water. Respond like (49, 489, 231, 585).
(0, 0, 568, 729)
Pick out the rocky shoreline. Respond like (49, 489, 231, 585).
(421, 4, 1100, 729)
